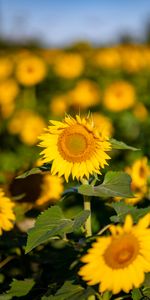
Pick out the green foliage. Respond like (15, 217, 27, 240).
(41, 281, 95, 300)
(110, 201, 150, 223)
(78, 171, 133, 198)
(0, 279, 35, 299)
(110, 138, 139, 151)
(26, 206, 90, 253)
(131, 288, 142, 300)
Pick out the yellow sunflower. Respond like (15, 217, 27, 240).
(15, 55, 47, 86)
(79, 213, 150, 294)
(103, 81, 136, 112)
(39, 115, 111, 182)
(0, 189, 15, 235)
(36, 174, 64, 206)
(53, 53, 84, 79)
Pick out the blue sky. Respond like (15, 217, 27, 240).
(1, 0, 150, 46)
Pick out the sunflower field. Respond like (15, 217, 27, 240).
(0, 42, 150, 300)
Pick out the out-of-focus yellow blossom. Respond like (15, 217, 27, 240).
(121, 46, 145, 72)
(0, 79, 19, 104)
(133, 102, 148, 121)
(36, 174, 64, 206)
(49, 95, 69, 116)
(69, 80, 100, 109)
(103, 81, 136, 112)
(115, 157, 150, 205)
(94, 48, 121, 69)
(15, 55, 47, 86)
(8, 110, 46, 145)
(92, 113, 114, 138)
(41, 49, 61, 65)
(0, 189, 15, 235)
(53, 53, 84, 78)
(0, 56, 14, 80)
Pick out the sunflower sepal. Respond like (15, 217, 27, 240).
(16, 163, 51, 179)
(78, 171, 134, 198)
(110, 138, 139, 151)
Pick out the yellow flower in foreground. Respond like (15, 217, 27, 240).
(36, 174, 64, 206)
(79, 214, 150, 294)
(0, 189, 15, 235)
(54, 53, 84, 78)
(39, 115, 111, 182)
(69, 80, 100, 109)
(103, 81, 136, 112)
(15, 55, 47, 86)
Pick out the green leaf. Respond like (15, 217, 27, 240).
(25, 206, 73, 253)
(110, 201, 150, 223)
(0, 295, 12, 300)
(7, 279, 35, 298)
(131, 288, 142, 300)
(26, 206, 90, 253)
(41, 281, 95, 300)
(16, 163, 51, 179)
(78, 171, 134, 198)
(73, 210, 90, 231)
(16, 167, 41, 179)
(110, 138, 139, 151)
(144, 273, 150, 287)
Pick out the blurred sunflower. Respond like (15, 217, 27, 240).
(94, 47, 121, 69)
(36, 174, 64, 206)
(39, 115, 111, 182)
(133, 102, 148, 121)
(0, 56, 14, 80)
(10, 173, 63, 208)
(0, 78, 19, 118)
(103, 81, 136, 112)
(49, 94, 69, 116)
(79, 213, 150, 294)
(53, 53, 84, 78)
(15, 55, 47, 86)
(115, 157, 150, 205)
(92, 113, 114, 138)
(69, 80, 100, 109)
(0, 189, 15, 235)
(8, 110, 46, 145)
(121, 46, 145, 73)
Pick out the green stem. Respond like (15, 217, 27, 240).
(83, 195, 92, 237)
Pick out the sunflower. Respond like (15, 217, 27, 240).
(79, 214, 150, 294)
(69, 80, 100, 109)
(103, 81, 136, 112)
(39, 115, 111, 182)
(0, 189, 15, 235)
(36, 174, 64, 206)
(53, 53, 84, 79)
(0, 56, 14, 80)
(15, 55, 47, 86)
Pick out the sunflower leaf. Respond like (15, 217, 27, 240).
(131, 288, 143, 300)
(110, 202, 150, 223)
(25, 206, 89, 253)
(41, 281, 95, 300)
(78, 171, 134, 198)
(3, 279, 35, 298)
(16, 163, 51, 179)
(110, 138, 139, 151)
(25, 206, 73, 253)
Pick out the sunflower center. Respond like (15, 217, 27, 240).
(103, 233, 139, 269)
(57, 124, 96, 162)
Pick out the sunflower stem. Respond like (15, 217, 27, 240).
(83, 195, 92, 237)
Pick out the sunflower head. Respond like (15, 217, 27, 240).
(79, 213, 150, 294)
(39, 115, 111, 182)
